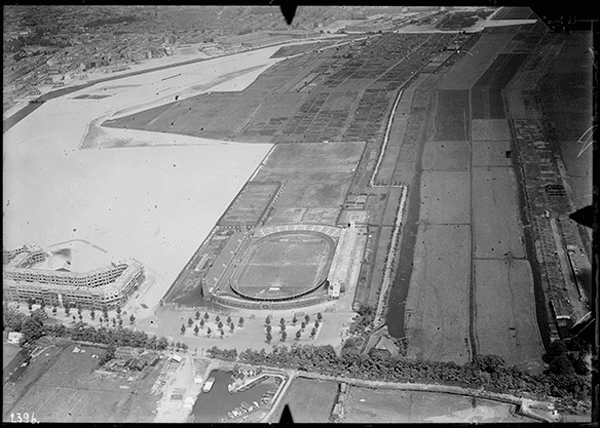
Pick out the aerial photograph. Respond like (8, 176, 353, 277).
(3, 5, 595, 423)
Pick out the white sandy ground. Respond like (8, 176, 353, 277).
(2, 46, 299, 310)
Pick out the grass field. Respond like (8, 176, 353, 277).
(271, 377, 338, 423)
(254, 142, 364, 226)
(343, 386, 532, 423)
(419, 171, 470, 225)
(475, 259, 544, 372)
(471, 119, 511, 141)
(472, 167, 525, 259)
(405, 224, 471, 364)
(432, 90, 470, 141)
(2, 342, 162, 423)
(472, 140, 512, 167)
(235, 232, 333, 298)
(421, 140, 471, 170)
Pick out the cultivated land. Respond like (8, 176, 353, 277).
(343, 386, 533, 423)
(403, 18, 544, 371)
(2, 342, 162, 423)
(405, 224, 472, 364)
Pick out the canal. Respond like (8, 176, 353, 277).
(190, 369, 276, 423)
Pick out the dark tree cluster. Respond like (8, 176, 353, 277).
(205, 344, 591, 411)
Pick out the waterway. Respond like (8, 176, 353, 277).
(190, 369, 275, 423)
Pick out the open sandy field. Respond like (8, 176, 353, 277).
(472, 167, 525, 259)
(270, 377, 338, 423)
(343, 386, 533, 423)
(474, 259, 544, 372)
(3, 46, 282, 306)
(405, 224, 471, 364)
(419, 171, 470, 225)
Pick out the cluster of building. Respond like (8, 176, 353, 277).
(2, 243, 145, 310)
(512, 119, 591, 342)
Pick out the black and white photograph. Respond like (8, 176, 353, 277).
(3, 5, 595, 423)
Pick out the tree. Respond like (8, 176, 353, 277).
(295, 330, 302, 340)
(207, 327, 212, 336)
(77, 305, 82, 316)
(266, 331, 273, 344)
(305, 314, 310, 323)
(317, 313, 323, 321)
(292, 315, 297, 325)
(226, 315, 232, 324)
(280, 323, 286, 332)
(99, 343, 116, 367)
(266, 324, 272, 334)
(65, 305, 71, 316)
(181, 324, 186, 335)
(215, 315, 221, 323)
(116, 306, 122, 315)
(310, 327, 317, 339)
(188, 317, 194, 327)
(102, 306, 109, 319)
(200, 319, 205, 329)
(129, 314, 135, 325)
(239, 317, 244, 326)
(90, 309, 95, 320)
(21, 317, 44, 344)
(79, 314, 83, 321)
(280, 317, 285, 326)
(230, 323, 235, 333)
(301, 321, 306, 330)
(220, 330, 225, 340)
(204, 312, 210, 320)
(218, 321, 224, 330)
(27, 298, 34, 311)
(118, 318, 123, 327)
(281, 331, 287, 342)
(194, 325, 199, 336)
(265, 316, 271, 326)
(195, 310, 201, 320)
(315, 320, 320, 328)
(52, 306, 57, 315)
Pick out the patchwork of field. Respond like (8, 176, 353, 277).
(254, 142, 364, 227)
(405, 224, 471, 364)
(343, 386, 533, 423)
(271, 377, 338, 423)
(472, 167, 525, 259)
(419, 171, 470, 225)
(431, 90, 470, 141)
(436, 34, 514, 90)
(475, 259, 542, 371)
(471, 53, 528, 119)
(3, 343, 161, 423)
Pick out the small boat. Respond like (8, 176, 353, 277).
(227, 412, 234, 419)
(202, 377, 215, 393)
(240, 401, 251, 411)
(227, 383, 234, 393)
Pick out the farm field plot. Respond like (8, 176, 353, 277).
(421, 140, 470, 170)
(3, 343, 161, 423)
(475, 259, 544, 372)
(419, 171, 470, 225)
(343, 387, 532, 423)
(472, 140, 512, 167)
(254, 143, 364, 226)
(436, 34, 513, 90)
(471, 119, 511, 141)
(471, 53, 528, 119)
(472, 167, 525, 259)
(270, 377, 338, 423)
(432, 90, 470, 141)
(405, 224, 471, 364)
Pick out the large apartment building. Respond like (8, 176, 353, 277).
(3, 243, 144, 309)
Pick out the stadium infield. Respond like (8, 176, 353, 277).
(232, 231, 335, 300)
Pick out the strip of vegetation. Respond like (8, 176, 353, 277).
(3, 305, 185, 351)
(84, 15, 138, 28)
(204, 342, 591, 414)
